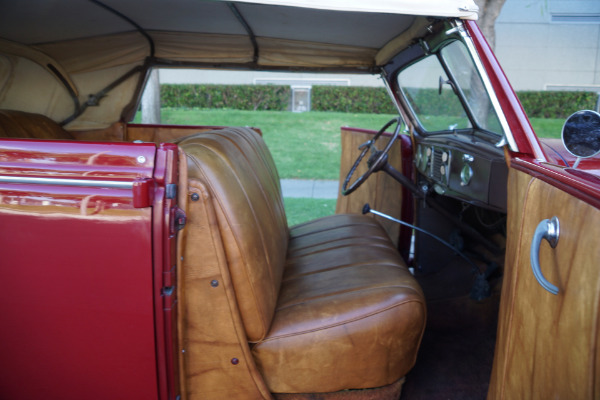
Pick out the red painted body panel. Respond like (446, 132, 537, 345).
(397, 134, 415, 262)
(0, 184, 159, 399)
(152, 143, 181, 400)
(0, 139, 156, 180)
(0, 139, 180, 399)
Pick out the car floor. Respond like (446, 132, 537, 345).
(401, 256, 502, 400)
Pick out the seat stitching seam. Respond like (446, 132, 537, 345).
(256, 298, 425, 343)
(290, 222, 381, 239)
(274, 282, 420, 312)
(286, 241, 394, 259)
(282, 261, 404, 281)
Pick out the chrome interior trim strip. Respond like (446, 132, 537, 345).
(0, 175, 134, 189)
(457, 21, 519, 153)
(381, 71, 403, 115)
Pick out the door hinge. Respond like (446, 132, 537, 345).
(132, 178, 154, 208)
(171, 207, 186, 233)
(166, 183, 177, 200)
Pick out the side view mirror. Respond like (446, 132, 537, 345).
(562, 110, 600, 168)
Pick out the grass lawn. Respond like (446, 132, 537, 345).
(146, 108, 565, 180)
(283, 197, 337, 226)
(141, 108, 565, 225)
(155, 108, 396, 180)
(528, 117, 564, 139)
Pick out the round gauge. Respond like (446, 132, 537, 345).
(442, 151, 448, 162)
(440, 165, 446, 176)
(460, 164, 473, 186)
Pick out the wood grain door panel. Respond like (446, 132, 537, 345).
(335, 127, 407, 247)
(489, 168, 600, 399)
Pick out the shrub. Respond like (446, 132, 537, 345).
(311, 86, 396, 114)
(402, 88, 465, 117)
(161, 84, 290, 111)
(517, 91, 598, 119)
(160, 84, 599, 119)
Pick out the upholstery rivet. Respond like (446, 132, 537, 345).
(210, 280, 219, 287)
(137, 155, 146, 164)
(191, 193, 200, 201)
(231, 358, 239, 365)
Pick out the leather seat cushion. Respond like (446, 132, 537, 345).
(0, 110, 73, 140)
(177, 127, 289, 342)
(252, 214, 426, 393)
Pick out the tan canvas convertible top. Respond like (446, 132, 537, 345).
(0, 0, 478, 129)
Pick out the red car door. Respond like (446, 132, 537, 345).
(0, 139, 180, 400)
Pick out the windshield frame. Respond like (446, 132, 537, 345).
(390, 20, 517, 150)
(397, 40, 501, 137)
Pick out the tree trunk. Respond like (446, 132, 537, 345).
(474, 0, 507, 50)
(141, 69, 161, 124)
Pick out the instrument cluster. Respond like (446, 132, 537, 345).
(414, 141, 507, 211)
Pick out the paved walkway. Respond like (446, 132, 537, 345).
(280, 179, 339, 199)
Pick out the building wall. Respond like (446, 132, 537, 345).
(159, 69, 385, 87)
(494, 0, 600, 91)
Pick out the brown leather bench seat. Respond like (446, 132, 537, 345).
(0, 110, 73, 140)
(177, 127, 426, 399)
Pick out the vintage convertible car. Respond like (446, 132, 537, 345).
(1, 1, 599, 399)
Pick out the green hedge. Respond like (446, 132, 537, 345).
(403, 88, 466, 117)
(310, 86, 397, 114)
(160, 84, 598, 119)
(161, 84, 290, 111)
(516, 91, 598, 119)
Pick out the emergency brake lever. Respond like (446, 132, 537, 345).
(362, 203, 491, 300)
(362, 203, 475, 270)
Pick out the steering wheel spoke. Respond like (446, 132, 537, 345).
(342, 117, 403, 195)
(358, 139, 374, 151)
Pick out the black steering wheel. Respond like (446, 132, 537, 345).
(342, 117, 403, 195)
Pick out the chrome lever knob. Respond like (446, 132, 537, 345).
(530, 216, 560, 295)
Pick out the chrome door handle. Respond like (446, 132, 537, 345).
(530, 216, 560, 295)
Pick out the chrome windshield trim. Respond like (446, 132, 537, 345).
(0, 175, 135, 189)
(382, 70, 403, 115)
(456, 21, 519, 153)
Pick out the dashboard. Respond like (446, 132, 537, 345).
(414, 133, 508, 212)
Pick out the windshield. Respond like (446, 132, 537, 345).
(398, 40, 502, 136)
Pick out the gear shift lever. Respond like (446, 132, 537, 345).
(362, 203, 482, 274)
(363, 204, 492, 300)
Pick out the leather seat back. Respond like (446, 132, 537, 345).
(177, 127, 289, 341)
(0, 110, 73, 140)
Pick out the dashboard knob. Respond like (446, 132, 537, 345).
(460, 164, 473, 186)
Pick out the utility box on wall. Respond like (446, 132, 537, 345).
(292, 86, 311, 112)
